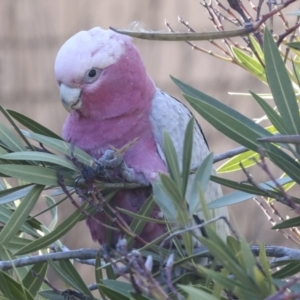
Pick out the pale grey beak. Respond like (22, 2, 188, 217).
(59, 84, 82, 112)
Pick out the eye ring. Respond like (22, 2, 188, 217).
(83, 68, 101, 84)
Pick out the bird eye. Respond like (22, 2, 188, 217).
(83, 68, 101, 84)
(88, 69, 97, 77)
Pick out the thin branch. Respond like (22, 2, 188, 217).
(0, 248, 98, 271)
(110, 0, 297, 41)
(2, 244, 300, 272)
(213, 145, 248, 163)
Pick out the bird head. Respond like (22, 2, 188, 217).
(55, 27, 155, 119)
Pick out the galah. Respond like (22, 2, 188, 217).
(54, 27, 228, 247)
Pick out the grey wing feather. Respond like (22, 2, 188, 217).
(150, 89, 229, 238)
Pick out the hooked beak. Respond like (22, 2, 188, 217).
(59, 84, 82, 112)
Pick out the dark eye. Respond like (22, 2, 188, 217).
(88, 69, 97, 77)
(83, 68, 101, 84)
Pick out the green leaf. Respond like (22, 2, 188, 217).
(171, 76, 272, 152)
(95, 251, 106, 299)
(58, 258, 94, 297)
(163, 131, 181, 191)
(152, 179, 177, 221)
(101, 280, 141, 299)
(272, 216, 300, 229)
(263, 142, 300, 185)
(38, 290, 61, 300)
(240, 238, 256, 277)
(0, 164, 74, 186)
(189, 152, 214, 213)
(0, 106, 34, 151)
(287, 41, 300, 50)
(0, 269, 34, 300)
(48, 260, 93, 297)
(15, 202, 91, 255)
(250, 91, 287, 134)
(0, 123, 26, 152)
(160, 174, 188, 224)
(208, 190, 253, 209)
(210, 175, 293, 204)
(232, 46, 266, 82)
(179, 285, 219, 300)
(7, 237, 33, 253)
(264, 29, 300, 135)
(126, 195, 157, 248)
(98, 284, 130, 300)
(21, 131, 92, 165)
(0, 206, 39, 238)
(0, 185, 44, 246)
(182, 117, 194, 197)
(22, 262, 48, 297)
(44, 195, 58, 231)
(1, 152, 78, 171)
(258, 244, 273, 284)
(0, 184, 34, 204)
(273, 261, 300, 279)
(7, 110, 63, 140)
(249, 35, 264, 63)
(217, 150, 259, 173)
(199, 229, 258, 290)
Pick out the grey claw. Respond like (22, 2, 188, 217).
(95, 149, 123, 169)
(120, 162, 136, 182)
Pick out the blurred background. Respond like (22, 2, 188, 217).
(1, 0, 298, 288)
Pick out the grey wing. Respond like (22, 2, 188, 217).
(149, 89, 229, 238)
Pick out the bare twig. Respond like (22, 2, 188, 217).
(213, 146, 248, 163)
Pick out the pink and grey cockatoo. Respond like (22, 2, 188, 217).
(54, 27, 228, 247)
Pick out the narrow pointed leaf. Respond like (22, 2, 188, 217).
(0, 270, 34, 300)
(7, 110, 63, 140)
(0, 106, 34, 151)
(0, 165, 74, 186)
(250, 91, 287, 134)
(15, 202, 91, 255)
(97, 284, 130, 300)
(217, 150, 259, 173)
(1, 152, 78, 171)
(21, 131, 92, 165)
(0, 123, 26, 152)
(249, 35, 264, 62)
(44, 195, 58, 231)
(273, 261, 300, 279)
(48, 260, 92, 297)
(58, 258, 93, 297)
(264, 29, 300, 135)
(232, 46, 266, 82)
(0, 185, 44, 246)
(126, 195, 157, 248)
(171, 76, 272, 151)
(189, 152, 214, 213)
(0, 184, 34, 204)
(22, 262, 48, 297)
(210, 176, 294, 207)
(272, 216, 300, 229)
(163, 131, 181, 190)
(153, 180, 177, 221)
(263, 142, 300, 185)
(179, 285, 219, 300)
(182, 117, 194, 197)
(0, 206, 39, 237)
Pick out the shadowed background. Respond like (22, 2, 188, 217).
(1, 0, 297, 288)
